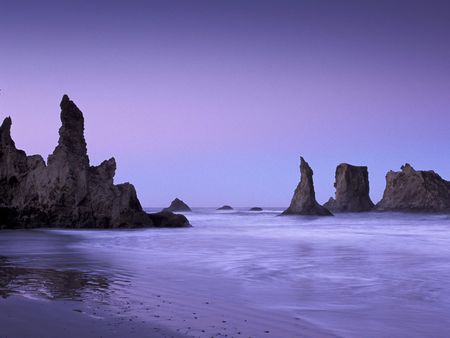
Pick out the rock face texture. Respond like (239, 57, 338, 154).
(0, 95, 189, 228)
(324, 163, 374, 212)
(282, 157, 332, 216)
(163, 198, 192, 212)
(376, 164, 450, 212)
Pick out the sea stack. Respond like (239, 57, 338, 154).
(376, 164, 450, 212)
(324, 163, 374, 212)
(0, 95, 189, 228)
(217, 205, 233, 210)
(282, 157, 332, 216)
(163, 198, 192, 212)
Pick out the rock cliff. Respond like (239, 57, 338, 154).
(0, 95, 189, 228)
(282, 157, 332, 216)
(324, 163, 374, 212)
(376, 164, 450, 212)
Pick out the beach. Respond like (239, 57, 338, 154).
(1, 210, 450, 337)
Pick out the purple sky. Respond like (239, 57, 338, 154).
(1, 0, 449, 207)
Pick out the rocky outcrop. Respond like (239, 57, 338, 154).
(148, 211, 190, 227)
(324, 163, 374, 212)
(0, 95, 190, 228)
(163, 198, 191, 212)
(249, 207, 263, 211)
(217, 205, 233, 210)
(281, 157, 332, 216)
(376, 164, 450, 212)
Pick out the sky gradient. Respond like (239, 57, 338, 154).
(1, 0, 449, 207)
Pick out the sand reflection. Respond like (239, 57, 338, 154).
(0, 256, 109, 300)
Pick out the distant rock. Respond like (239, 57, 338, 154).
(249, 207, 263, 211)
(217, 205, 233, 210)
(376, 163, 450, 212)
(324, 163, 374, 212)
(0, 95, 190, 228)
(148, 211, 191, 228)
(163, 198, 192, 212)
(281, 157, 332, 216)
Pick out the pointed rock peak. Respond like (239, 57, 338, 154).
(105, 157, 116, 167)
(401, 163, 415, 173)
(300, 156, 307, 166)
(1, 116, 12, 132)
(48, 95, 89, 166)
(163, 198, 192, 212)
(60, 94, 70, 107)
(60, 94, 84, 125)
(282, 156, 332, 216)
(300, 156, 313, 175)
(300, 156, 311, 169)
(0, 117, 14, 146)
(99, 157, 116, 171)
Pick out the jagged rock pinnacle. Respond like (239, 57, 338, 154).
(282, 156, 332, 216)
(0, 95, 189, 228)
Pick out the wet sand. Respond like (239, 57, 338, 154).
(0, 229, 335, 338)
(0, 296, 183, 338)
(0, 257, 334, 338)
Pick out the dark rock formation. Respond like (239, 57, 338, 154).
(324, 163, 374, 212)
(376, 164, 450, 212)
(217, 205, 233, 210)
(281, 157, 332, 216)
(148, 211, 190, 228)
(249, 207, 263, 211)
(0, 95, 189, 228)
(162, 198, 192, 212)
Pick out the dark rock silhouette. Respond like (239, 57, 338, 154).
(0, 95, 189, 228)
(249, 207, 263, 211)
(217, 205, 233, 210)
(324, 163, 374, 212)
(148, 211, 190, 227)
(376, 164, 450, 212)
(163, 198, 192, 212)
(281, 157, 332, 216)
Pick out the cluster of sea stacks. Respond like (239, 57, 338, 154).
(282, 157, 450, 216)
(1, 96, 448, 229)
(0, 95, 189, 229)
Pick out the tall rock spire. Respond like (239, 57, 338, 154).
(48, 95, 89, 167)
(282, 157, 332, 216)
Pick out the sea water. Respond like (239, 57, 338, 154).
(1, 209, 450, 337)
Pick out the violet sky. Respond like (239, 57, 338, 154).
(1, 0, 449, 207)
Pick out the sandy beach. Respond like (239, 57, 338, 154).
(0, 221, 336, 338)
(2, 210, 450, 337)
(0, 296, 184, 338)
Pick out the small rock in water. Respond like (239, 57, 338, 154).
(217, 205, 233, 210)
